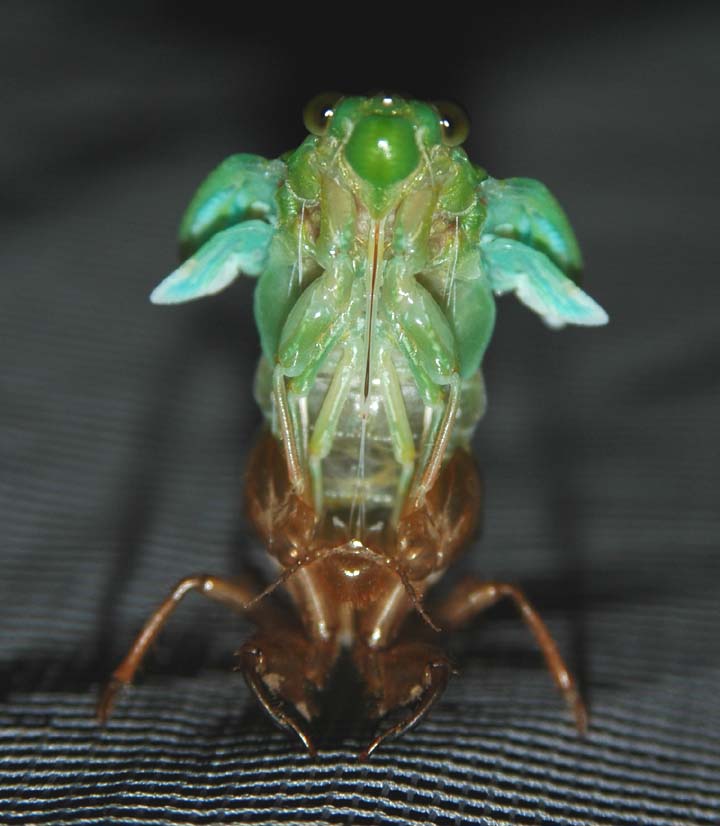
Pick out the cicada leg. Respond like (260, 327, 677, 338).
(238, 627, 338, 757)
(273, 366, 307, 494)
(410, 373, 460, 509)
(377, 256, 465, 511)
(272, 257, 355, 499)
(354, 641, 452, 760)
(434, 578, 587, 733)
(379, 350, 417, 524)
(307, 347, 355, 514)
(97, 574, 261, 723)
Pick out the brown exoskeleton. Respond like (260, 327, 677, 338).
(98, 94, 606, 757)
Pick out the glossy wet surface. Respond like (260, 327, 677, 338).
(1, 4, 718, 823)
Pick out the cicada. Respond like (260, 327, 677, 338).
(98, 93, 607, 758)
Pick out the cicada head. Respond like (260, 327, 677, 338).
(297, 93, 475, 219)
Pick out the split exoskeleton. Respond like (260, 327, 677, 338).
(99, 94, 607, 757)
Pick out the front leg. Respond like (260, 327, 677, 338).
(434, 577, 587, 732)
(272, 256, 355, 499)
(97, 574, 259, 722)
(381, 259, 461, 507)
(307, 347, 356, 513)
(239, 627, 338, 757)
(354, 641, 452, 760)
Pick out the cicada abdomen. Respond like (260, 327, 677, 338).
(250, 201, 488, 536)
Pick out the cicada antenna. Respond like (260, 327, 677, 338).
(241, 558, 312, 612)
(241, 545, 348, 611)
(242, 543, 441, 633)
(393, 563, 441, 633)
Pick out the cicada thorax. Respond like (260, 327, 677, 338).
(254, 161, 487, 564)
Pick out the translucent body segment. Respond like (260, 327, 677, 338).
(252, 354, 486, 515)
(480, 176, 583, 279)
(178, 153, 285, 258)
(150, 220, 274, 304)
(481, 237, 608, 328)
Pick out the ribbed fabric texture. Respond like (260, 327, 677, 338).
(2, 5, 718, 823)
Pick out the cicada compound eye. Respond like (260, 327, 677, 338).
(303, 92, 343, 136)
(434, 100, 470, 147)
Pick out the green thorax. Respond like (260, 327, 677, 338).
(253, 96, 491, 384)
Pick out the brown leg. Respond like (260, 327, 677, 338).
(354, 641, 453, 760)
(238, 628, 339, 757)
(97, 574, 257, 723)
(435, 577, 587, 733)
(245, 429, 317, 569)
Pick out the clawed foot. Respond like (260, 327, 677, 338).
(359, 660, 451, 760)
(355, 641, 452, 760)
(434, 578, 589, 736)
(237, 630, 337, 758)
(238, 645, 317, 756)
(96, 676, 128, 725)
(562, 679, 589, 735)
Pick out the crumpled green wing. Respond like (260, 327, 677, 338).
(444, 263, 496, 380)
(480, 237, 608, 328)
(151, 220, 274, 304)
(480, 176, 583, 280)
(479, 175, 607, 327)
(178, 154, 285, 259)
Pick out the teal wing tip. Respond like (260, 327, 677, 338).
(589, 304, 610, 326)
(149, 261, 204, 305)
(556, 286, 610, 328)
(538, 298, 609, 330)
(149, 279, 180, 305)
(575, 287, 609, 327)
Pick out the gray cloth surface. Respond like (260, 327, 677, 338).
(1, 4, 719, 824)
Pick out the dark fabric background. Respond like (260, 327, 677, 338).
(2, 3, 719, 823)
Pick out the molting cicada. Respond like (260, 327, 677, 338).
(98, 93, 607, 758)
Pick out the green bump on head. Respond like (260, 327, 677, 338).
(344, 115, 420, 189)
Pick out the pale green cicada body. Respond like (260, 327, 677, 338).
(103, 94, 608, 755)
(152, 93, 607, 535)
